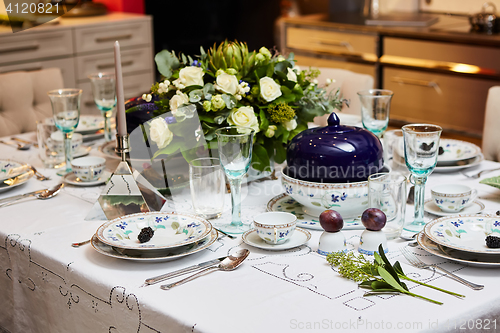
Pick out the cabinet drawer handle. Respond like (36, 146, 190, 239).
(95, 34, 133, 43)
(391, 76, 442, 94)
(0, 42, 39, 54)
(314, 38, 354, 52)
(97, 60, 133, 70)
(84, 101, 96, 107)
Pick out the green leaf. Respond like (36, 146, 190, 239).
(221, 94, 236, 110)
(377, 267, 406, 293)
(251, 143, 270, 171)
(377, 244, 402, 283)
(259, 109, 269, 131)
(373, 251, 384, 266)
(152, 140, 183, 159)
(394, 261, 405, 276)
(371, 280, 393, 290)
(274, 141, 287, 164)
(154, 50, 180, 78)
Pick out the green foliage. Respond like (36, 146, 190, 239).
(326, 245, 465, 305)
(130, 40, 345, 171)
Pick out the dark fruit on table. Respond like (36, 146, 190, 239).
(319, 210, 344, 232)
(486, 234, 500, 248)
(138, 227, 154, 243)
(361, 208, 386, 231)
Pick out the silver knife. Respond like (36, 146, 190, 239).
(142, 256, 226, 287)
(0, 187, 47, 204)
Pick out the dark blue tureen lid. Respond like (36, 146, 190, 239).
(286, 112, 383, 183)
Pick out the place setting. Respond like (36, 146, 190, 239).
(62, 156, 111, 186)
(392, 136, 484, 173)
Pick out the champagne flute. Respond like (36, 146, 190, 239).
(88, 73, 117, 142)
(402, 124, 442, 233)
(358, 89, 393, 138)
(215, 127, 255, 234)
(47, 89, 82, 176)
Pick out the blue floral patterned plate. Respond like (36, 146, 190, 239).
(267, 193, 364, 230)
(424, 214, 500, 254)
(96, 212, 212, 250)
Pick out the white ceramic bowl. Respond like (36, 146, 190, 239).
(281, 168, 369, 219)
(50, 131, 83, 154)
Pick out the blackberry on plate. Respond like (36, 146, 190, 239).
(485, 234, 500, 248)
(138, 227, 154, 243)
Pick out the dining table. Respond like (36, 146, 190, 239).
(1, 131, 500, 333)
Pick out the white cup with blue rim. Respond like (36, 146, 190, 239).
(431, 184, 477, 213)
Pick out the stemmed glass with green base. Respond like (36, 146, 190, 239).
(48, 89, 82, 176)
(402, 124, 442, 233)
(215, 127, 255, 234)
(358, 89, 393, 138)
(88, 73, 117, 142)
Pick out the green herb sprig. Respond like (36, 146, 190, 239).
(326, 245, 465, 305)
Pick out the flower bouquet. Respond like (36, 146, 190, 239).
(126, 40, 344, 172)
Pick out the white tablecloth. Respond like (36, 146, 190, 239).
(1, 136, 500, 333)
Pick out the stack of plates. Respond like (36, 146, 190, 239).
(394, 138, 483, 172)
(0, 159, 34, 192)
(91, 212, 216, 262)
(418, 214, 500, 267)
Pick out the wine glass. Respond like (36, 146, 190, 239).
(88, 73, 117, 142)
(47, 89, 82, 176)
(358, 89, 393, 138)
(215, 127, 255, 234)
(402, 124, 442, 233)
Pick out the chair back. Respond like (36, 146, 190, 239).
(0, 68, 64, 136)
(313, 67, 374, 126)
(483, 86, 500, 161)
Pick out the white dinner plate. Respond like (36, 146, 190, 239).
(436, 139, 481, 165)
(417, 232, 500, 268)
(242, 227, 311, 250)
(424, 199, 485, 217)
(73, 146, 92, 158)
(424, 214, 500, 254)
(96, 212, 212, 251)
(266, 193, 364, 230)
(91, 229, 217, 262)
(63, 171, 111, 186)
(0, 160, 34, 192)
(393, 151, 484, 173)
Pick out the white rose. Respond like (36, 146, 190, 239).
(227, 106, 259, 134)
(259, 77, 282, 102)
(169, 91, 189, 112)
(216, 73, 239, 95)
(286, 67, 297, 82)
(150, 118, 173, 149)
(178, 66, 204, 87)
(283, 119, 297, 131)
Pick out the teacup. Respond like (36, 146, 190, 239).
(50, 131, 83, 154)
(71, 156, 106, 182)
(431, 184, 477, 213)
(254, 212, 297, 245)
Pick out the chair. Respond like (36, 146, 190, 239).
(0, 68, 64, 136)
(311, 67, 374, 126)
(482, 86, 500, 161)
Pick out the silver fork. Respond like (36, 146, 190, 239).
(30, 166, 50, 181)
(400, 246, 484, 290)
(461, 168, 500, 179)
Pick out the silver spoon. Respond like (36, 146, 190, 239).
(160, 248, 250, 290)
(0, 183, 64, 208)
(0, 139, 31, 150)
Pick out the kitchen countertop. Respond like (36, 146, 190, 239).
(283, 13, 500, 47)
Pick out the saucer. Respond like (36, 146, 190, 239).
(242, 227, 311, 250)
(424, 199, 485, 217)
(64, 171, 111, 186)
(267, 194, 364, 230)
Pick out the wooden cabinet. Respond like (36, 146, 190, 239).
(0, 13, 154, 115)
(281, 14, 500, 141)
